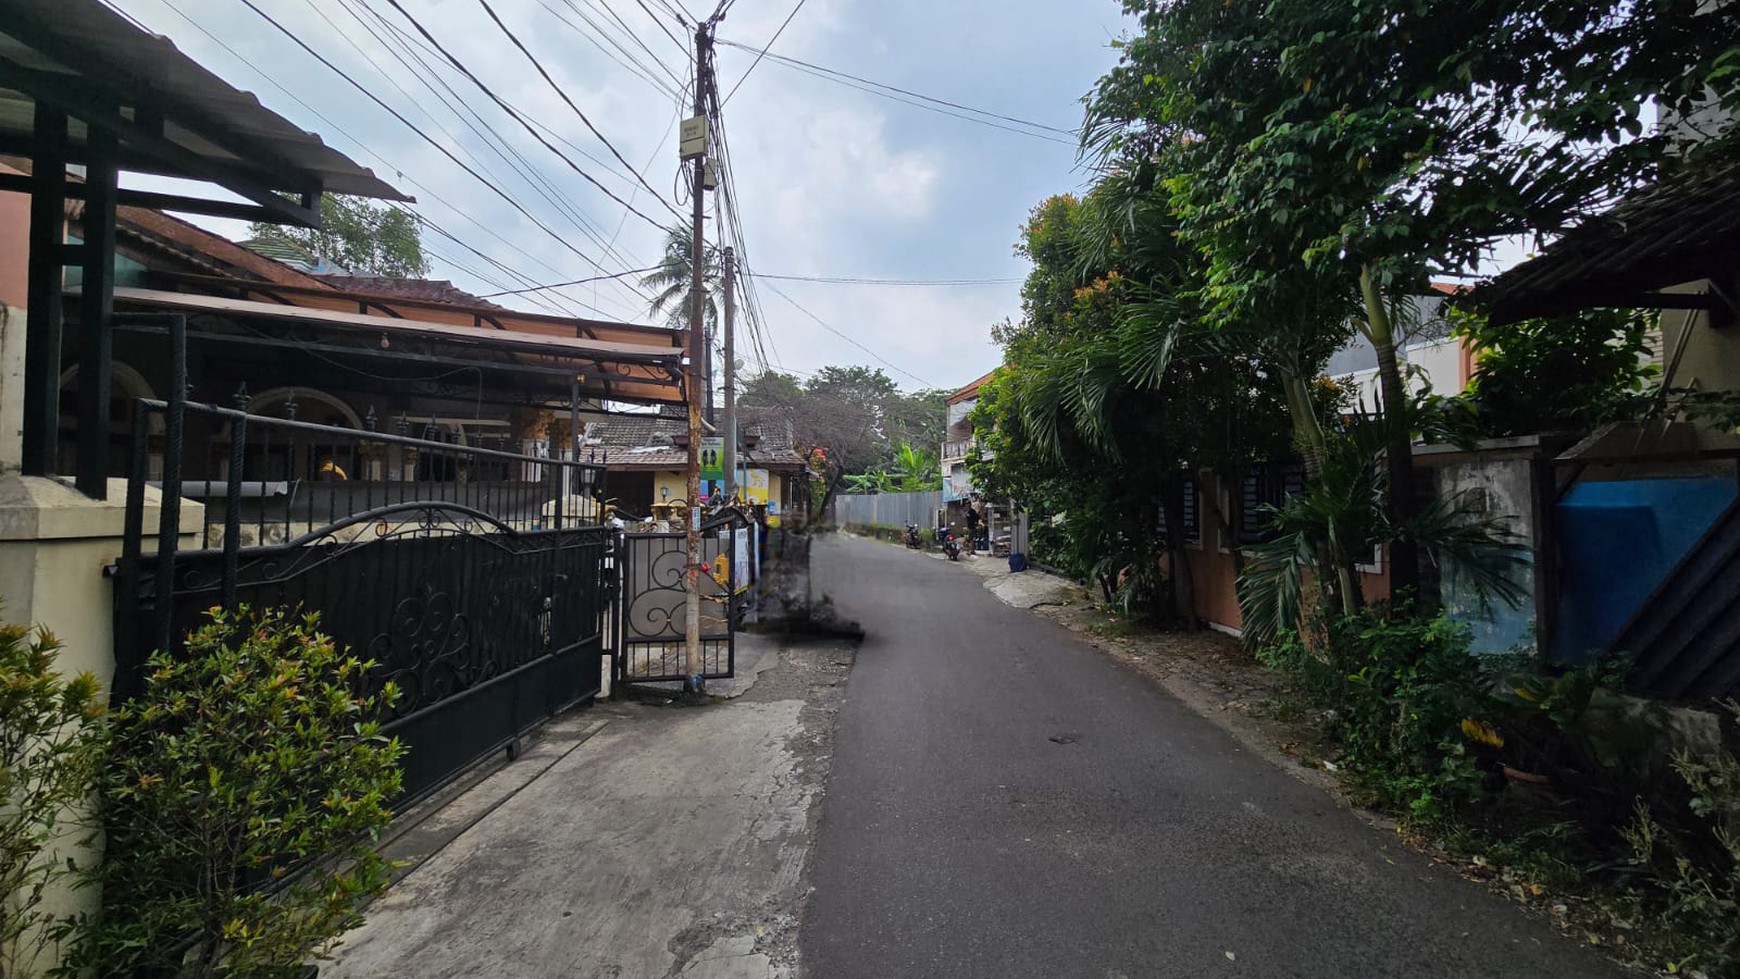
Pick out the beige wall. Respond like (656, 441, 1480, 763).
(1660, 274, 1740, 394)
(0, 164, 30, 311)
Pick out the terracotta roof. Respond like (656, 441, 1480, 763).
(314, 274, 508, 311)
(1483, 159, 1740, 325)
(590, 405, 806, 470)
(947, 369, 998, 404)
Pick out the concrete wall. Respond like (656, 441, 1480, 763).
(1419, 447, 1541, 655)
(0, 165, 29, 310)
(1659, 273, 1740, 393)
(0, 306, 207, 975)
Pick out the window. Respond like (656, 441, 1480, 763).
(1237, 460, 1307, 546)
(1158, 475, 1202, 549)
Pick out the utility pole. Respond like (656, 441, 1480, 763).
(682, 22, 713, 693)
(722, 245, 738, 501)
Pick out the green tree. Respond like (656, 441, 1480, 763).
(1086, 0, 1738, 596)
(971, 188, 1297, 618)
(889, 442, 941, 491)
(640, 225, 721, 333)
(248, 193, 429, 277)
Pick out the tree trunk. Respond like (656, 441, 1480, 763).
(1280, 374, 1328, 479)
(1359, 264, 1420, 598)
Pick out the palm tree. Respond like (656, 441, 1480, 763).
(641, 225, 721, 333)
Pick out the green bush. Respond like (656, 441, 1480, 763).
(1625, 705, 1740, 975)
(0, 613, 106, 977)
(79, 606, 404, 979)
(1263, 606, 1489, 822)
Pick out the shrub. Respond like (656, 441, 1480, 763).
(0, 614, 106, 977)
(1625, 705, 1740, 974)
(80, 606, 404, 979)
(1263, 606, 1489, 822)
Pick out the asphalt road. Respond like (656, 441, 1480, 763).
(798, 534, 1624, 979)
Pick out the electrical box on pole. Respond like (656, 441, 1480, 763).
(679, 116, 709, 160)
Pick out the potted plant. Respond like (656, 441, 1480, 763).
(77, 605, 404, 979)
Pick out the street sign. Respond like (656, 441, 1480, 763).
(700, 436, 724, 482)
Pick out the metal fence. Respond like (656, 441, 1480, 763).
(833, 490, 944, 531)
(112, 315, 612, 803)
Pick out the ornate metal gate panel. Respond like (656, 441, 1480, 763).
(113, 389, 612, 804)
(615, 513, 749, 684)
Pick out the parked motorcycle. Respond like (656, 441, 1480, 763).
(904, 523, 923, 549)
(942, 529, 961, 561)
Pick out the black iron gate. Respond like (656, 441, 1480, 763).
(615, 511, 752, 684)
(113, 347, 612, 802)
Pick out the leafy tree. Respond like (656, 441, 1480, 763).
(1085, 0, 1740, 596)
(248, 193, 429, 277)
(1458, 308, 1658, 437)
(971, 188, 1297, 618)
(640, 224, 721, 334)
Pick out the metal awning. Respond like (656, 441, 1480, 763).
(1483, 160, 1740, 327)
(8, 0, 412, 498)
(100, 286, 690, 406)
(0, 0, 407, 226)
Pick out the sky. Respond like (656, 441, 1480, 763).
(108, 0, 1135, 395)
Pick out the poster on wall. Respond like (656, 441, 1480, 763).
(734, 526, 751, 592)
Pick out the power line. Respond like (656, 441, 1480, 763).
(577, 0, 687, 88)
(322, 0, 649, 311)
(755, 276, 935, 388)
(477, 266, 664, 298)
(539, 0, 682, 98)
(754, 273, 1022, 286)
(155, 0, 608, 317)
(379, 0, 679, 231)
(632, 0, 689, 51)
(720, 0, 808, 105)
(716, 39, 1076, 143)
(476, 0, 686, 221)
(238, 0, 656, 300)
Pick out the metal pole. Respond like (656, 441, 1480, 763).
(683, 24, 711, 691)
(75, 123, 118, 499)
(21, 105, 67, 477)
(722, 245, 738, 501)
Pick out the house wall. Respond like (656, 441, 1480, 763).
(0, 168, 28, 310)
(1175, 471, 1392, 638)
(1660, 273, 1740, 393)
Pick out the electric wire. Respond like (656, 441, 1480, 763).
(539, 0, 683, 98)
(758, 277, 934, 387)
(380, 0, 680, 232)
(753, 273, 1022, 285)
(238, 0, 660, 307)
(715, 39, 1075, 143)
(720, 0, 808, 106)
(152, 0, 620, 318)
(325, 0, 646, 310)
(577, 0, 688, 88)
(472, 0, 689, 222)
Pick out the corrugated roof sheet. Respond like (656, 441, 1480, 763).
(315, 274, 508, 311)
(0, 0, 406, 201)
(1484, 160, 1740, 324)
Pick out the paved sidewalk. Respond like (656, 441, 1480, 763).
(326, 640, 851, 979)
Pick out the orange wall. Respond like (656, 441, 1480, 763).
(0, 163, 30, 309)
(1173, 472, 1392, 636)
